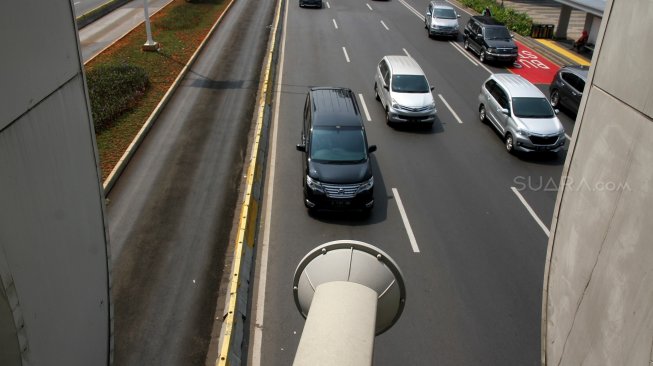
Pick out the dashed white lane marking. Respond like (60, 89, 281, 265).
(326, 1, 330, 8)
(403, 48, 412, 58)
(438, 94, 464, 124)
(333, 19, 338, 29)
(392, 188, 421, 253)
(366, 3, 373, 11)
(511, 187, 551, 237)
(358, 94, 372, 122)
(381, 20, 389, 30)
(342, 46, 350, 63)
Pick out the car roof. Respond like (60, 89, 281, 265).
(471, 15, 506, 27)
(383, 55, 425, 75)
(309, 87, 362, 127)
(560, 65, 589, 80)
(491, 74, 545, 98)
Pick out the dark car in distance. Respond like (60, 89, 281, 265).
(299, 0, 322, 8)
(463, 16, 518, 64)
(549, 65, 589, 116)
(296, 87, 377, 213)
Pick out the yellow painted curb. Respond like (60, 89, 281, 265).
(215, 0, 284, 364)
(535, 39, 591, 66)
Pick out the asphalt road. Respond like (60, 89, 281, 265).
(252, 0, 575, 365)
(105, 0, 275, 364)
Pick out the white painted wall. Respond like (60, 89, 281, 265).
(0, 0, 111, 365)
(543, 0, 653, 364)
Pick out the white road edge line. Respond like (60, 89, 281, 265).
(367, 3, 373, 10)
(381, 20, 390, 30)
(397, 0, 422, 18)
(403, 48, 412, 58)
(511, 187, 551, 237)
(342, 46, 350, 63)
(449, 41, 479, 66)
(438, 94, 464, 124)
(392, 188, 420, 253)
(333, 19, 338, 29)
(251, 0, 288, 364)
(358, 94, 372, 122)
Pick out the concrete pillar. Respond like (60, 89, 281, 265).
(555, 4, 572, 39)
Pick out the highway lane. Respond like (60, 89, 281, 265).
(253, 0, 574, 364)
(104, 0, 275, 364)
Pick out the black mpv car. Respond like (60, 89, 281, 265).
(463, 16, 518, 64)
(296, 87, 377, 212)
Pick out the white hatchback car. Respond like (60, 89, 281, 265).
(478, 74, 566, 153)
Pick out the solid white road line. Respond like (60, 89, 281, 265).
(511, 187, 551, 237)
(438, 94, 464, 124)
(403, 48, 412, 58)
(333, 19, 338, 29)
(449, 41, 479, 66)
(251, 1, 289, 365)
(398, 0, 422, 18)
(342, 46, 350, 63)
(381, 20, 389, 30)
(358, 94, 372, 122)
(367, 3, 373, 11)
(392, 188, 420, 253)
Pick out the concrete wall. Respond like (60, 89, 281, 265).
(542, 0, 653, 365)
(0, 0, 111, 365)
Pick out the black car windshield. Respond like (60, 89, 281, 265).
(434, 8, 456, 19)
(512, 97, 555, 118)
(310, 127, 367, 163)
(485, 27, 511, 40)
(391, 75, 430, 93)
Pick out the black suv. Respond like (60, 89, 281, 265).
(549, 65, 588, 116)
(296, 87, 377, 212)
(463, 16, 518, 64)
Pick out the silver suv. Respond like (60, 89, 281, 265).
(424, 2, 460, 39)
(478, 74, 565, 153)
(374, 55, 437, 127)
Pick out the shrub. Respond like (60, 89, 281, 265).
(461, 0, 533, 36)
(86, 64, 149, 133)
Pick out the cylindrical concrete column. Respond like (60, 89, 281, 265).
(293, 281, 377, 366)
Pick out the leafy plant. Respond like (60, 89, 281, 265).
(461, 0, 533, 36)
(86, 64, 149, 133)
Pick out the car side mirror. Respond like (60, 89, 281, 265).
(426, 11, 431, 16)
(368, 145, 377, 153)
(477, 33, 483, 38)
(383, 83, 389, 91)
(457, 14, 461, 18)
(500, 108, 510, 115)
(554, 108, 560, 114)
(296, 144, 306, 152)
(511, 34, 515, 38)
(430, 86, 435, 91)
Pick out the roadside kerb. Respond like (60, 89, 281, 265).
(215, 0, 284, 364)
(76, 0, 133, 29)
(101, 0, 237, 195)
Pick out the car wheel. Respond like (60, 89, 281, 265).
(479, 104, 488, 123)
(464, 38, 470, 50)
(505, 133, 515, 153)
(299, 1, 303, 7)
(385, 108, 392, 126)
(374, 83, 380, 101)
(550, 89, 560, 108)
(479, 49, 486, 63)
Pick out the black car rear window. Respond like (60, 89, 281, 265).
(310, 127, 367, 163)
